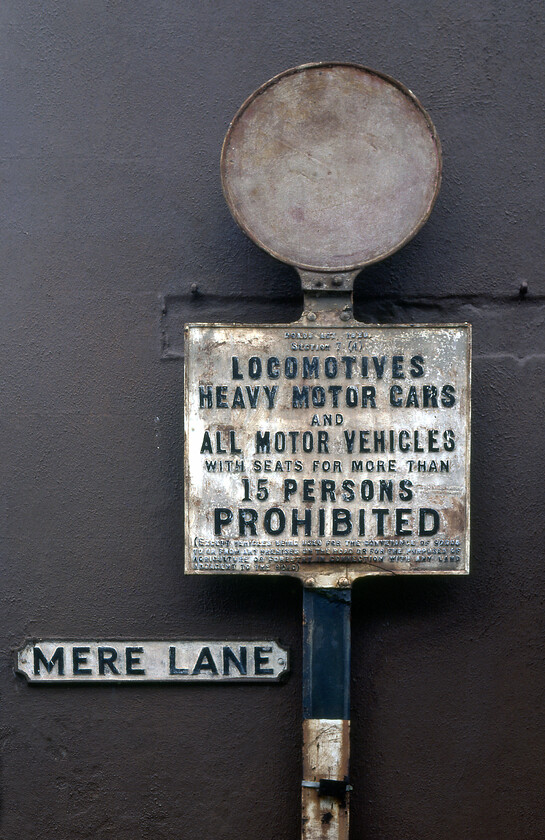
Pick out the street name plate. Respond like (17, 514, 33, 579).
(185, 322, 470, 586)
(17, 640, 288, 683)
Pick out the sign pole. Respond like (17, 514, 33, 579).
(299, 290, 354, 838)
(302, 587, 351, 839)
(184, 62, 469, 840)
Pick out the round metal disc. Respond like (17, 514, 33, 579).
(221, 62, 441, 273)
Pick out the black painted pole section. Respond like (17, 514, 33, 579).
(301, 588, 351, 838)
(303, 588, 351, 720)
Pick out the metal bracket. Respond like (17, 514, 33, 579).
(298, 269, 357, 330)
(300, 288, 355, 327)
(302, 778, 353, 808)
(297, 269, 360, 294)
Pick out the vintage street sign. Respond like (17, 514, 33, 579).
(184, 62, 467, 840)
(16, 640, 288, 683)
(185, 321, 470, 588)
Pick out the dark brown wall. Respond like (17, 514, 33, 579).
(1, 2, 544, 838)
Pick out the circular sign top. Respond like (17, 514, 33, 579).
(221, 63, 441, 274)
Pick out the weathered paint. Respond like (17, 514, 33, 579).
(302, 719, 350, 839)
(301, 590, 351, 838)
(184, 315, 470, 587)
(17, 640, 289, 683)
(221, 63, 441, 273)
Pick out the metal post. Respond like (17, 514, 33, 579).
(302, 588, 351, 839)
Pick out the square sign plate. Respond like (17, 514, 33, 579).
(184, 322, 470, 587)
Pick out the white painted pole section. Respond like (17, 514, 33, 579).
(301, 719, 350, 839)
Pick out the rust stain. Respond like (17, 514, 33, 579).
(443, 497, 466, 534)
(302, 719, 350, 839)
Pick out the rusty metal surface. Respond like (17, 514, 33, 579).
(184, 313, 470, 587)
(221, 62, 441, 273)
(302, 719, 350, 839)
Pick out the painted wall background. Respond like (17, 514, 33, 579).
(1, 1, 544, 837)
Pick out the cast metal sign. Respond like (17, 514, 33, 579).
(16, 640, 288, 683)
(185, 322, 470, 587)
